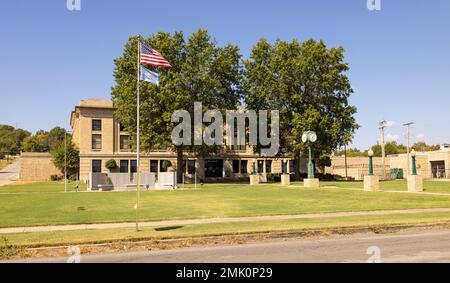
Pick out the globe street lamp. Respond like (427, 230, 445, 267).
(368, 149, 374, 176)
(282, 159, 287, 175)
(302, 131, 317, 179)
(411, 149, 417, 176)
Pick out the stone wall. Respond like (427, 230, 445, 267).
(326, 156, 390, 180)
(20, 153, 61, 182)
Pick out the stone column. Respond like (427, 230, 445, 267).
(364, 149, 379, 192)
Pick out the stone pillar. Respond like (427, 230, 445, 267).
(250, 175, 260, 185)
(407, 175, 423, 192)
(304, 178, 319, 188)
(281, 174, 290, 186)
(364, 175, 379, 192)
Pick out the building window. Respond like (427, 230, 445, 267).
(266, 160, 272, 173)
(231, 126, 246, 151)
(240, 160, 248, 174)
(92, 160, 102, 173)
(130, 160, 137, 173)
(150, 160, 158, 173)
(160, 160, 169, 172)
(258, 160, 264, 173)
(232, 160, 240, 173)
(188, 160, 196, 174)
(120, 135, 130, 151)
(120, 160, 129, 173)
(92, 134, 102, 150)
(289, 160, 295, 174)
(119, 123, 126, 132)
(92, 119, 102, 131)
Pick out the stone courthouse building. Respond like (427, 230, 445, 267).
(19, 98, 449, 182)
(70, 99, 305, 182)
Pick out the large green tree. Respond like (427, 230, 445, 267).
(112, 29, 242, 181)
(0, 125, 31, 156)
(244, 39, 358, 179)
(21, 127, 67, 153)
(51, 138, 80, 179)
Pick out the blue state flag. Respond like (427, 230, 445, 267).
(140, 66, 160, 85)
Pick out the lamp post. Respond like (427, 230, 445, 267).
(368, 149, 374, 176)
(411, 149, 417, 176)
(302, 131, 319, 187)
(252, 159, 257, 175)
(364, 148, 379, 192)
(307, 146, 314, 179)
(282, 159, 287, 175)
(407, 148, 423, 192)
(302, 131, 317, 179)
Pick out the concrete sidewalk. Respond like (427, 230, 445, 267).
(0, 159, 20, 187)
(2, 207, 450, 234)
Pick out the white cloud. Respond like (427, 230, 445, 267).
(416, 133, 425, 140)
(386, 133, 399, 142)
(385, 121, 398, 127)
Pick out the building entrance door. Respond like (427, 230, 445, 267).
(204, 160, 224, 178)
(431, 161, 446, 179)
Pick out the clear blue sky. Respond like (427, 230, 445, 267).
(1, 0, 449, 150)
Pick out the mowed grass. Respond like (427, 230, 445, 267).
(4, 211, 450, 248)
(1, 181, 450, 228)
(318, 180, 450, 193)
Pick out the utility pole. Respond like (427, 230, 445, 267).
(403, 122, 414, 176)
(379, 120, 387, 180)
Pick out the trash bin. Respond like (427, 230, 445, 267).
(390, 168, 404, 180)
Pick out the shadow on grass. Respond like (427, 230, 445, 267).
(154, 226, 184, 232)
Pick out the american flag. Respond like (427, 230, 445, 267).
(140, 43, 172, 68)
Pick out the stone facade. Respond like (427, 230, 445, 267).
(325, 156, 390, 180)
(70, 99, 308, 182)
(19, 153, 61, 182)
(390, 151, 450, 179)
(326, 150, 450, 180)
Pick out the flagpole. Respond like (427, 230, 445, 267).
(135, 35, 141, 231)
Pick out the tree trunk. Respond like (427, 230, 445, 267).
(176, 147, 183, 183)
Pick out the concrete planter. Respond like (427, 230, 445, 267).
(364, 175, 380, 192)
(407, 175, 423, 192)
(304, 178, 319, 188)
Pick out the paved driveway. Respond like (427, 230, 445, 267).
(0, 159, 20, 186)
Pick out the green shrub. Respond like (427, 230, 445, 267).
(50, 174, 61, 181)
(162, 160, 172, 170)
(0, 237, 21, 259)
(105, 159, 118, 170)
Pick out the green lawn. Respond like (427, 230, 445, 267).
(318, 180, 450, 194)
(4, 211, 450, 248)
(1, 181, 450, 228)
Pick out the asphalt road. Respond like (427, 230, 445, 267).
(0, 159, 20, 186)
(10, 227, 450, 263)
